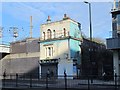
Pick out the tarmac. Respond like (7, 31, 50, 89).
(1, 79, 120, 90)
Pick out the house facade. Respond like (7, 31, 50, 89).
(39, 14, 82, 77)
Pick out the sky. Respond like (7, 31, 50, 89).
(0, 0, 115, 44)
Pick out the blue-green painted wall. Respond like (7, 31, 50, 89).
(69, 22, 82, 39)
(70, 39, 81, 64)
(40, 39, 67, 45)
(69, 22, 81, 64)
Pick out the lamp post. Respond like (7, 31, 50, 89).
(84, 1, 93, 83)
(84, 1, 92, 41)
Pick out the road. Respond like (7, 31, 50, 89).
(1, 79, 120, 90)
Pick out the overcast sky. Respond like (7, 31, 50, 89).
(0, 0, 115, 44)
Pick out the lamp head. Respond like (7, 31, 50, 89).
(84, 1, 89, 4)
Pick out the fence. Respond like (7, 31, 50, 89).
(1, 73, 120, 90)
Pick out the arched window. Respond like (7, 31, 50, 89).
(47, 29, 52, 39)
(63, 28, 66, 36)
(53, 30, 56, 38)
(43, 32, 45, 40)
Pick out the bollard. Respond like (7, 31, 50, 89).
(3, 71, 6, 87)
(30, 74, 32, 87)
(88, 76, 90, 90)
(64, 71, 67, 90)
(115, 74, 117, 90)
(91, 75, 93, 83)
(46, 74, 48, 89)
(16, 73, 18, 87)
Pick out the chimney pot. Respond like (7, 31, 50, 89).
(63, 14, 70, 20)
(47, 15, 51, 23)
(48, 16, 50, 20)
(64, 14, 67, 18)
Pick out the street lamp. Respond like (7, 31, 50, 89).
(84, 1, 93, 83)
(84, 1, 92, 41)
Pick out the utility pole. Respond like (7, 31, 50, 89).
(84, 1, 92, 41)
(30, 16, 33, 38)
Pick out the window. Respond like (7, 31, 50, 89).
(46, 47, 47, 57)
(63, 28, 66, 36)
(47, 29, 52, 39)
(51, 47, 53, 56)
(45, 47, 54, 57)
(53, 30, 56, 38)
(48, 47, 51, 56)
(43, 32, 45, 40)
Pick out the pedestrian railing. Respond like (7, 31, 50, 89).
(1, 73, 120, 90)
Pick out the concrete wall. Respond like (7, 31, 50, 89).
(113, 50, 119, 76)
(2, 57, 39, 74)
(0, 44, 10, 80)
(11, 38, 39, 54)
(1, 38, 40, 77)
(10, 41, 26, 53)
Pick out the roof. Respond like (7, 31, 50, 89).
(41, 18, 80, 26)
(11, 37, 39, 44)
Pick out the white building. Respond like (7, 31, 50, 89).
(39, 14, 82, 77)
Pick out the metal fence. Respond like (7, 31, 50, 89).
(1, 73, 120, 90)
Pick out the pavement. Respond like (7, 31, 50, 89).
(1, 87, 119, 90)
(1, 79, 120, 90)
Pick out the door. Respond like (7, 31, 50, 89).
(41, 63, 58, 78)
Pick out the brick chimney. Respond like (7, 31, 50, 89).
(63, 14, 70, 20)
(47, 15, 51, 23)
